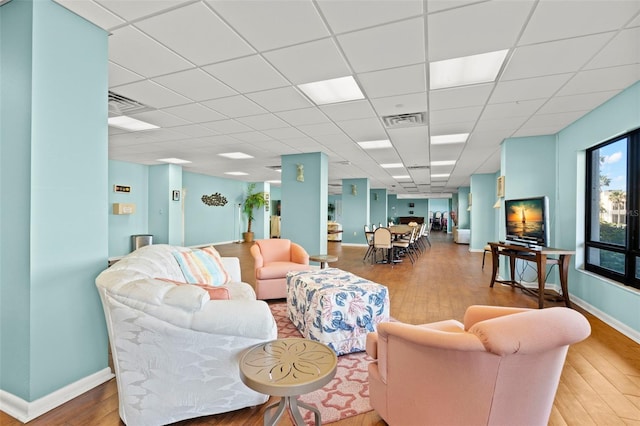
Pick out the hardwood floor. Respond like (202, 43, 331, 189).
(3, 232, 639, 425)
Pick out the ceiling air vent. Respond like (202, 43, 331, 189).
(266, 165, 282, 171)
(382, 112, 426, 129)
(406, 165, 430, 170)
(108, 91, 152, 115)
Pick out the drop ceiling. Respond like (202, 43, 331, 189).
(54, 0, 640, 195)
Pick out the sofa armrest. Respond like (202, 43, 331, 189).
(193, 300, 277, 339)
(463, 305, 531, 330)
(250, 244, 264, 268)
(290, 243, 309, 265)
(221, 257, 242, 282)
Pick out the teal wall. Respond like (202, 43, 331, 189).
(148, 164, 182, 245)
(457, 187, 470, 228)
(556, 82, 640, 333)
(370, 189, 387, 225)
(341, 178, 369, 244)
(281, 152, 328, 255)
(183, 171, 245, 246)
(108, 161, 149, 255)
(1, 0, 109, 401)
(469, 174, 497, 250)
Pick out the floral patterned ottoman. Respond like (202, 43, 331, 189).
(286, 268, 390, 355)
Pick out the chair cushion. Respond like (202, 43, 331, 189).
(172, 246, 231, 285)
(255, 261, 310, 280)
(255, 239, 292, 263)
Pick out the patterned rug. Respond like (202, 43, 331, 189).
(269, 302, 374, 425)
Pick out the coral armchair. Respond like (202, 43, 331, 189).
(366, 305, 591, 426)
(250, 239, 310, 300)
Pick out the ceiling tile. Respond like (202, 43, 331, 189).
(586, 27, 640, 69)
(203, 55, 289, 93)
(236, 114, 290, 131)
(163, 103, 227, 123)
(430, 105, 482, 126)
(430, 84, 493, 111)
(501, 33, 612, 81)
(558, 64, 640, 96)
(170, 124, 218, 138)
(231, 132, 274, 143)
(55, 0, 124, 30)
(264, 38, 351, 84)
(428, 1, 533, 61)
(337, 18, 425, 73)
(316, 0, 423, 34)
(336, 117, 387, 141)
(129, 110, 191, 128)
(201, 119, 253, 134)
(517, 111, 588, 135)
(207, 0, 330, 51)
(297, 122, 344, 137)
(370, 92, 428, 116)
(537, 91, 621, 115)
(96, 0, 191, 21)
(153, 69, 237, 102)
(490, 74, 572, 103)
(109, 61, 144, 87)
(320, 100, 377, 121)
(109, 26, 192, 78)
(135, 2, 255, 66)
(519, 0, 640, 45)
(481, 99, 546, 120)
(262, 127, 307, 140)
(358, 64, 426, 99)
(276, 108, 330, 126)
(112, 80, 191, 108)
(202, 96, 267, 118)
(246, 87, 313, 112)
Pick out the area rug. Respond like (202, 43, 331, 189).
(269, 302, 374, 425)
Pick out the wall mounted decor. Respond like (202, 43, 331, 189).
(114, 185, 131, 193)
(497, 176, 505, 198)
(172, 190, 180, 201)
(296, 164, 304, 182)
(201, 192, 228, 207)
(351, 184, 357, 196)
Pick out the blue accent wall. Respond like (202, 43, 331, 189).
(1, 0, 109, 401)
(341, 178, 369, 244)
(108, 161, 149, 256)
(370, 189, 387, 225)
(469, 174, 497, 250)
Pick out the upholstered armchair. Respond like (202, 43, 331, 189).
(250, 239, 310, 299)
(366, 305, 591, 426)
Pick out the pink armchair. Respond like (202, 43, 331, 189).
(250, 239, 310, 300)
(366, 305, 591, 426)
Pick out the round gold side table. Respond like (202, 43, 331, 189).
(239, 338, 337, 426)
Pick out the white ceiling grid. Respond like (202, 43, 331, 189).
(52, 0, 640, 195)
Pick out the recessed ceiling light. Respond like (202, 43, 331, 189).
(108, 115, 159, 131)
(218, 152, 254, 159)
(358, 140, 392, 150)
(297, 76, 364, 105)
(429, 49, 508, 90)
(430, 160, 456, 166)
(430, 133, 469, 145)
(392, 175, 411, 179)
(431, 173, 450, 178)
(381, 163, 404, 169)
(157, 158, 191, 164)
(225, 172, 248, 176)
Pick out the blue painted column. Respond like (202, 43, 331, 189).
(281, 153, 328, 257)
(370, 188, 388, 225)
(342, 178, 370, 244)
(0, 0, 110, 411)
(148, 164, 183, 245)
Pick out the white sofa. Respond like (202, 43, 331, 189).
(453, 227, 470, 244)
(95, 244, 277, 426)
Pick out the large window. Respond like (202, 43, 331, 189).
(585, 129, 640, 289)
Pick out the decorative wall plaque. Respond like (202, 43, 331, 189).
(201, 192, 228, 207)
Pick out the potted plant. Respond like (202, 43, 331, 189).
(242, 183, 266, 243)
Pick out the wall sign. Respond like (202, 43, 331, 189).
(114, 185, 131, 193)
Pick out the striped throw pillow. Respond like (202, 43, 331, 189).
(172, 246, 231, 286)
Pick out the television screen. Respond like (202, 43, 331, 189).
(505, 196, 550, 247)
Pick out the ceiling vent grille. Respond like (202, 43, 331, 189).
(382, 112, 426, 128)
(108, 91, 152, 115)
(266, 165, 282, 171)
(407, 165, 430, 170)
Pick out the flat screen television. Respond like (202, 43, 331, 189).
(504, 196, 550, 248)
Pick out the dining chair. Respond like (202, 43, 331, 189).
(363, 225, 375, 262)
(372, 227, 393, 265)
(393, 228, 415, 264)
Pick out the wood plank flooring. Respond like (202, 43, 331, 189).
(2, 231, 639, 425)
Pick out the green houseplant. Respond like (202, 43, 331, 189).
(242, 183, 266, 243)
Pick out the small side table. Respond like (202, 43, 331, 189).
(239, 338, 337, 426)
(309, 254, 338, 269)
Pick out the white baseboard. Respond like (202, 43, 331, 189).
(340, 243, 367, 247)
(0, 368, 114, 423)
(495, 275, 640, 344)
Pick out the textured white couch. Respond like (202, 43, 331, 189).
(453, 227, 470, 244)
(96, 244, 277, 426)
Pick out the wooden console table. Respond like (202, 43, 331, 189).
(488, 242, 574, 309)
